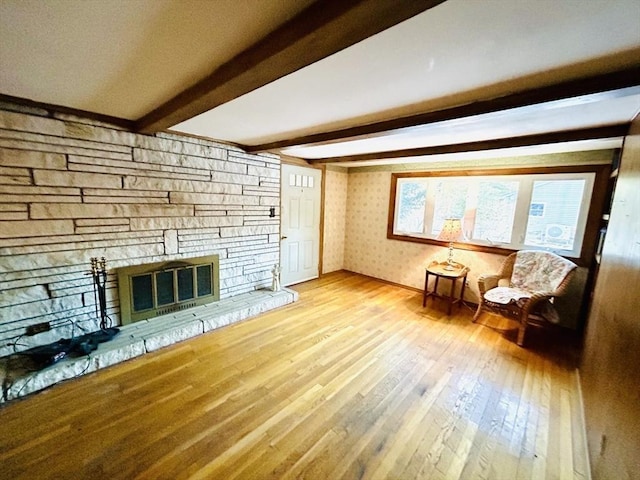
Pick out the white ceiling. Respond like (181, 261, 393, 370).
(0, 0, 315, 119)
(1, 0, 639, 166)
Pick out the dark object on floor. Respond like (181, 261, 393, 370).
(20, 327, 120, 369)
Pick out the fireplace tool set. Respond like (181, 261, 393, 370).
(13, 258, 120, 369)
(90, 256, 109, 330)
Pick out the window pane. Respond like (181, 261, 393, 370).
(473, 181, 519, 243)
(524, 179, 585, 250)
(396, 181, 427, 233)
(432, 180, 467, 235)
(177, 267, 194, 301)
(155, 271, 175, 306)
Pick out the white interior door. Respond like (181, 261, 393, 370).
(281, 164, 321, 286)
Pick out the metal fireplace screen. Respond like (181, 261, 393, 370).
(117, 255, 220, 324)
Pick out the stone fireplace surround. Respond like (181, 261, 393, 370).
(0, 102, 294, 401)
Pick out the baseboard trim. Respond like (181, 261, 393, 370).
(334, 269, 423, 293)
(322, 269, 480, 308)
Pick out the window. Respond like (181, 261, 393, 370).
(389, 166, 608, 263)
(524, 179, 586, 251)
(396, 181, 427, 233)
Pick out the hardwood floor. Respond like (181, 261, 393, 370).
(0, 271, 589, 479)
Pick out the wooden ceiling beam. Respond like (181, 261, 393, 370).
(249, 66, 640, 152)
(135, 0, 446, 134)
(306, 125, 630, 164)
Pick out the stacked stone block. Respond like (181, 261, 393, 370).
(0, 104, 281, 357)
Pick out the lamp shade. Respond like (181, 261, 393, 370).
(437, 218, 463, 242)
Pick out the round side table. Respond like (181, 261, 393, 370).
(422, 261, 469, 315)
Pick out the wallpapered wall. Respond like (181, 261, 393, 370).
(322, 167, 348, 273)
(323, 150, 614, 323)
(342, 170, 505, 302)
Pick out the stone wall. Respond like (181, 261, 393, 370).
(0, 104, 280, 357)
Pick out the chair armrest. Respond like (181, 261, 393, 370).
(477, 274, 500, 294)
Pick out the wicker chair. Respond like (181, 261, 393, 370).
(473, 250, 577, 346)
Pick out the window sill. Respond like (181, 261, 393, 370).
(387, 232, 590, 267)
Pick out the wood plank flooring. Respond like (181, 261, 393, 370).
(0, 271, 589, 479)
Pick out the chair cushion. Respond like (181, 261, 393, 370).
(483, 286, 561, 324)
(511, 250, 576, 293)
(484, 286, 531, 305)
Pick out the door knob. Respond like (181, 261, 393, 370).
(281, 236, 288, 240)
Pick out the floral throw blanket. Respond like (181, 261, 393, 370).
(511, 250, 576, 293)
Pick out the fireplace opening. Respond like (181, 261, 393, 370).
(117, 255, 220, 324)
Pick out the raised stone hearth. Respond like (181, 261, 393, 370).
(1, 288, 297, 403)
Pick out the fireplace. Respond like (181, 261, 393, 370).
(117, 255, 220, 325)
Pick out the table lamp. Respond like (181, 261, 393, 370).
(437, 218, 463, 270)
